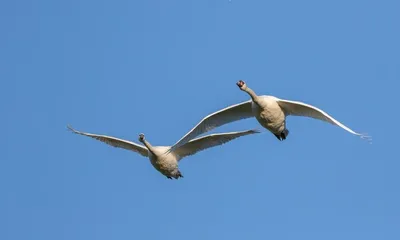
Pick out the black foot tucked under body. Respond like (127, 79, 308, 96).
(166, 170, 184, 180)
(274, 131, 287, 141)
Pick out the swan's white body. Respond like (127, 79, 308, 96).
(166, 81, 370, 153)
(251, 95, 287, 135)
(68, 125, 259, 179)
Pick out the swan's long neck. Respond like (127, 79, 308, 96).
(244, 87, 261, 105)
(142, 140, 156, 156)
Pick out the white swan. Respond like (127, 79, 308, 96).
(166, 80, 370, 153)
(67, 125, 259, 179)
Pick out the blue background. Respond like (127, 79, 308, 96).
(1, 0, 399, 239)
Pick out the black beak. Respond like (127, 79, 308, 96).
(236, 81, 244, 87)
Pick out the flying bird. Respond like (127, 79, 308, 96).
(67, 125, 259, 179)
(166, 80, 370, 153)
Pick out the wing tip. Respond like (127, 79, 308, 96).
(67, 124, 78, 134)
(359, 133, 372, 144)
(251, 129, 262, 134)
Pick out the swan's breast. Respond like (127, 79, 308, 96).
(253, 96, 286, 132)
(252, 96, 281, 116)
(148, 147, 179, 175)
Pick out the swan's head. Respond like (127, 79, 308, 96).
(138, 133, 145, 142)
(236, 80, 247, 90)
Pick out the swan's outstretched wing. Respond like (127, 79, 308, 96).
(67, 125, 149, 157)
(173, 129, 260, 159)
(168, 100, 253, 154)
(276, 98, 371, 141)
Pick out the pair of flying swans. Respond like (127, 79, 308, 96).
(67, 125, 259, 179)
(166, 80, 370, 154)
(69, 80, 370, 180)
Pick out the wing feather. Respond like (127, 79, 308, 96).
(173, 129, 260, 159)
(67, 125, 148, 157)
(276, 98, 371, 141)
(168, 100, 253, 153)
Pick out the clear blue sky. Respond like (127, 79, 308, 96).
(1, 0, 399, 239)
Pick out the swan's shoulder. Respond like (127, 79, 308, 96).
(153, 146, 171, 153)
(257, 95, 280, 106)
(153, 146, 180, 162)
(259, 95, 278, 100)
